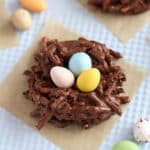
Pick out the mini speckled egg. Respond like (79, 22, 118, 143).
(77, 68, 100, 92)
(112, 141, 140, 150)
(134, 118, 150, 143)
(68, 52, 92, 76)
(50, 66, 75, 88)
(20, 0, 47, 12)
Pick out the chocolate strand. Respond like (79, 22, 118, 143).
(89, 0, 150, 14)
(23, 37, 129, 129)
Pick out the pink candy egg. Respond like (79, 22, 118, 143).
(50, 66, 75, 88)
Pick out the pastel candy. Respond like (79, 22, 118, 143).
(134, 118, 150, 143)
(50, 66, 75, 88)
(11, 9, 32, 31)
(77, 68, 100, 92)
(68, 52, 92, 76)
(20, 0, 47, 12)
(112, 141, 140, 150)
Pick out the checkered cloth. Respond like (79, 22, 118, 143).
(0, 0, 150, 149)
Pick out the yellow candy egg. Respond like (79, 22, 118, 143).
(77, 68, 101, 92)
(20, 0, 47, 12)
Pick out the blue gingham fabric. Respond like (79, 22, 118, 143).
(0, 0, 150, 149)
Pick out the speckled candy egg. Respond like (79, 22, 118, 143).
(77, 68, 100, 92)
(134, 118, 150, 143)
(68, 52, 92, 76)
(50, 66, 75, 88)
(112, 141, 140, 150)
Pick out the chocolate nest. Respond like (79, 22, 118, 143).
(89, 0, 150, 14)
(23, 37, 129, 129)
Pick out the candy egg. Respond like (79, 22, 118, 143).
(112, 141, 140, 150)
(77, 68, 100, 92)
(134, 118, 150, 143)
(20, 0, 47, 12)
(11, 9, 32, 31)
(68, 52, 92, 76)
(50, 66, 75, 88)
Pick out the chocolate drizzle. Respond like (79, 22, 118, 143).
(23, 37, 129, 129)
(89, 0, 150, 14)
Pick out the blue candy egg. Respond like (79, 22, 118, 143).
(68, 52, 92, 76)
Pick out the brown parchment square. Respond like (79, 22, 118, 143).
(0, 20, 148, 150)
(0, 0, 18, 48)
(77, 0, 150, 42)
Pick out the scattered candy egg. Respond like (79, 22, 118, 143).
(20, 0, 47, 12)
(50, 66, 75, 88)
(11, 9, 32, 31)
(112, 141, 140, 150)
(68, 52, 92, 76)
(134, 118, 150, 143)
(77, 68, 100, 92)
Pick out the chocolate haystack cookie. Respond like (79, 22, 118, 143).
(89, 0, 150, 14)
(23, 37, 129, 129)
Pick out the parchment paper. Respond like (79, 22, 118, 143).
(78, 0, 150, 42)
(0, 20, 148, 150)
(0, 0, 18, 48)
